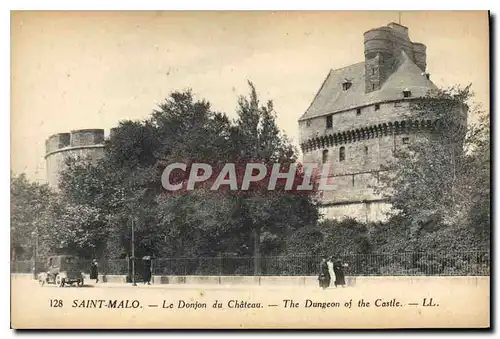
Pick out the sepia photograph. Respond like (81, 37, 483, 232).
(10, 10, 490, 329)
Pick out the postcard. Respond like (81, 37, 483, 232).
(10, 10, 490, 329)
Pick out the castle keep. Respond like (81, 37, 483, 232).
(45, 129, 105, 188)
(298, 22, 466, 222)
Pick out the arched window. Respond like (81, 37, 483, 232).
(322, 150, 329, 164)
(339, 146, 345, 162)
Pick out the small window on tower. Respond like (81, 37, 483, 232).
(364, 146, 369, 155)
(402, 137, 410, 144)
(339, 146, 345, 162)
(372, 84, 376, 90)
(356, 108, 361, 115)
(375, 104, 380, 111)
(403, 89, 412, 98)
(326, 115, 333, 129)
(322, 150, 329, 164)
(306, 120, 311, 127)
(342, 81, 352, 91)
(372, 68, 376, 75)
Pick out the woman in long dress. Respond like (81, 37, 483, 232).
(318, 257, 330, 289)
(333, 259, 346, 287)
(90, 259, 99, 283)
(143, 260, 151, 285)
(327, 257, 335, 287)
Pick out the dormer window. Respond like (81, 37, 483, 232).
(342, 80, 352, 91)
(403, 89, 412, 98)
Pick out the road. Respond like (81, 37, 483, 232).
(11, 276, 490, 329)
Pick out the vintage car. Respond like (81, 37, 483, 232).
(38, 255, 84, 287)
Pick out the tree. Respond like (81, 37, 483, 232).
(11, 172, 108, 259)
(460, 112, 490, 247)
(39, 201, 108, 258)
(10, 173, 55, 260)
(57, 84, 320, 268)
(230, 82, 319, 273)
(376, 84, 490, 250)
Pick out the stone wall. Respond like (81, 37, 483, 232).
(298, 100, 453, 222)
(46, 147, 105, 189)
(299, 101, 412, 144)
(45, 129, 105, 189)
(11, 273, 489, 288)
(319, 201, 392, 223)
(364, 23, 427, 72)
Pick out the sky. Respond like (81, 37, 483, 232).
(11, 11, 489, 183)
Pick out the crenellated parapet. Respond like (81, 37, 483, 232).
(45, 129, 105, 158)
(301, 118, 436, 153)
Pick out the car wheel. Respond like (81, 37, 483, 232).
(55, 275, 65, 287)
(77, 279, 84, 287)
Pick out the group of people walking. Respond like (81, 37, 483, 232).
(318, 256, 347, 289)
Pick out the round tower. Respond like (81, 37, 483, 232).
(45, 129, 105, 189)
(412, 42, 427, 72)
(364, 27, 394, 60)
(298, 22, 465, 222)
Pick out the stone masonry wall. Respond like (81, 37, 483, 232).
(299, 101, 412, 144)
(45, 147, 105, 189)
(45, 129, 106, 189)
(300, 101, 418, 209)
(297, 100, 451, 222)
(319, 201, 392, 223)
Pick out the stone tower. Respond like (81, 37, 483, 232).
(298, 23, 466, 222)
(45, 129, 105, 189)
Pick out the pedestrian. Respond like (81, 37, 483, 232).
(333, 259, 346, 287)
(90, 259, 99, 283)
(143, 259, 151, 285)
(318, 257, 330, 289)
(327, 256, 335, 287)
